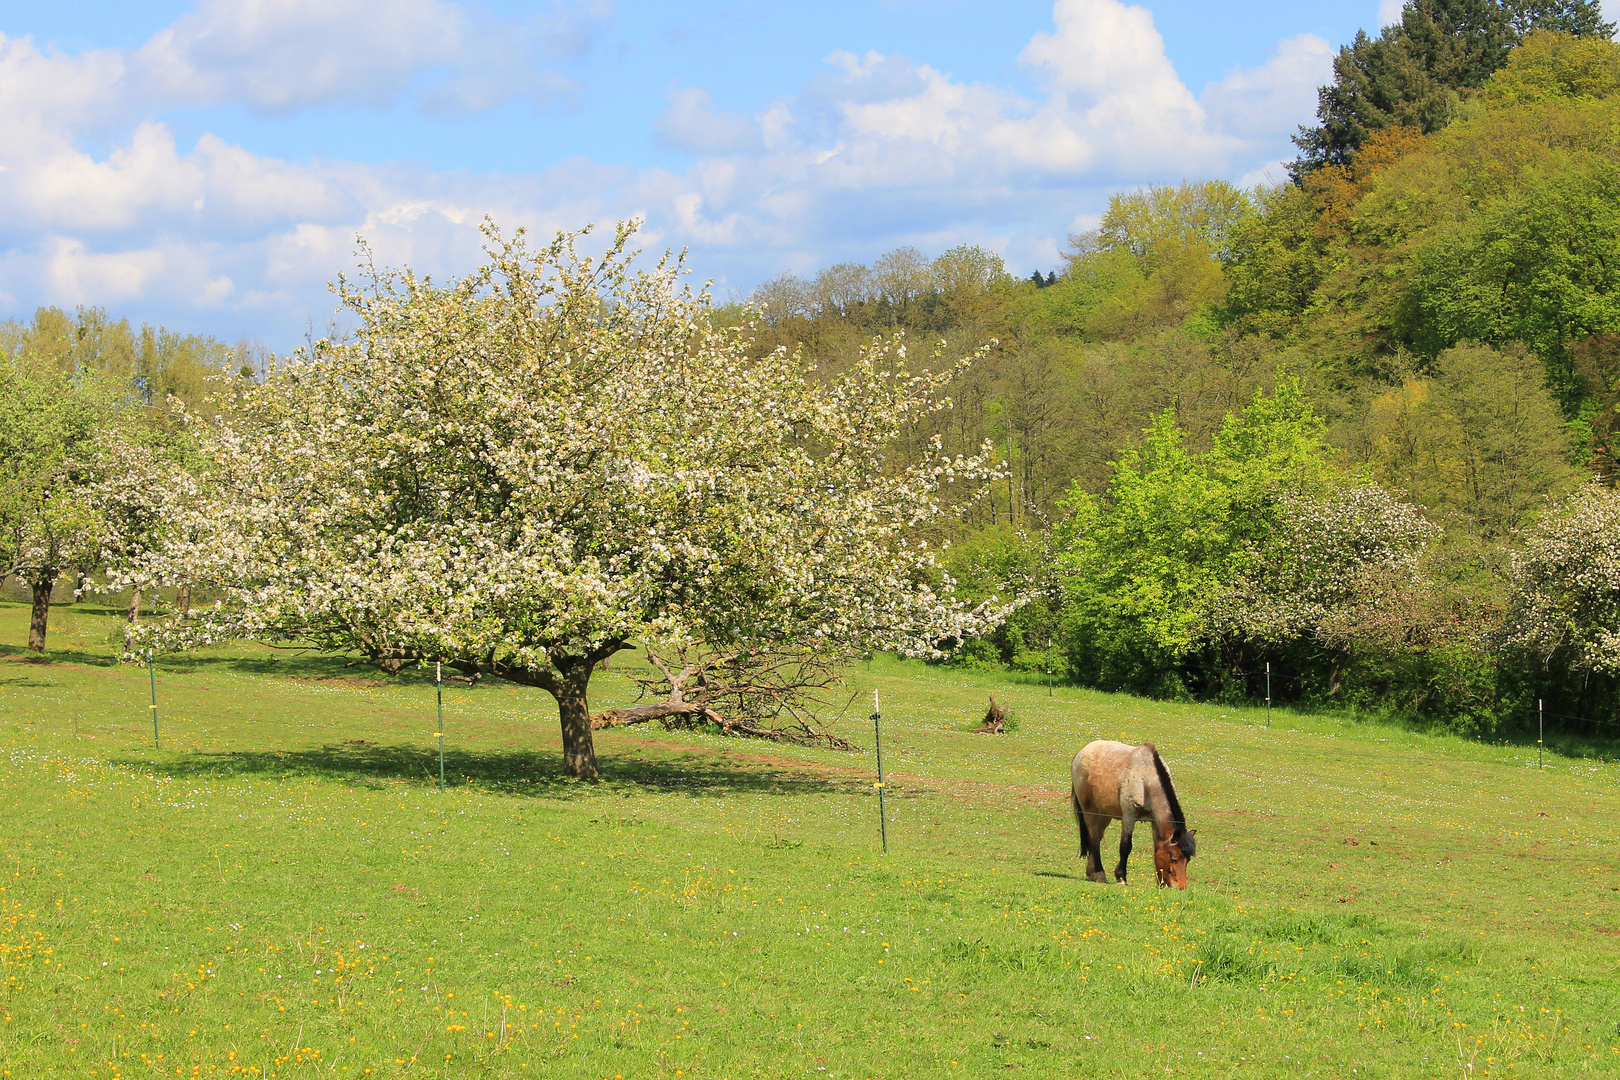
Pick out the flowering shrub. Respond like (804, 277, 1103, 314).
(1504, 484, 1620, 675)
(1214, 484, 1437, 647)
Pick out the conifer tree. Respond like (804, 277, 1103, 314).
(1292, 0, 1613, 176)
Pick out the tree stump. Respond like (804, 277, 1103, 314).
(976, 694, 1006, 734)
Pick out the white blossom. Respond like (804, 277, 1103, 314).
(1504, 485, 1620, 674)
(137, 220, 1000, 776)
(1209, 484, 1437, 646)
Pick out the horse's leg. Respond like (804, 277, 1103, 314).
(1114, 814, 1136, 883)
(1072, 790, 1089, 864)
(1084, 813, 1109, 882)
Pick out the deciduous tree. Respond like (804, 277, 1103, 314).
(1055, 379, 1337, 690)
(0, 360, 121, 651)
(151, 222, 998, 778)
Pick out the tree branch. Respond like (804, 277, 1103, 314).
(593, 643, 859, 750)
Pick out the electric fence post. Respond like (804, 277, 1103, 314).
(872, 689, 887, 854)
(436, 661, 446, 792)
(1265, 662, 1272, 729)
(1538, 698, 1543, 768)
(148, 650, 159, 749)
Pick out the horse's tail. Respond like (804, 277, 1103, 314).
(1071, 785, 1091, 860)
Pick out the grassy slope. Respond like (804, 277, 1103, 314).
(1, 599, 1617, 1079)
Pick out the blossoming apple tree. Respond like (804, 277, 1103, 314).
(149, 222, 996, 777)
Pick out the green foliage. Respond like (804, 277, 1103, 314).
(1506, 0, 1616, 38)
(1057, 412, 1228, 686)
(0, 306, 236, 577)
(1292, 3, 1612, 175)
(1212, 484, 1437, 651)
(764, 42, 1620, 722)
(1055, 380, 1336, 690)
(1503, 485, 1620, 705)
(1429, 344, 1582, 528)
(1482, 28, 1620, 103)
(1354, 344, 1580, 538)
(1270, 37, 1620, 420)
(1065, 181, 1251, 339)
(1091, 180, 1252, 267)
(931, 243, 1011, 295)
(1, 304, 237, 409)
(939, 525, 1058, 671)
(1399, 158, 1620, 375)
(0, 354, 125, 579)
(1219, 184, 1331, 339)
(1569, 333, 1620, 480)
(1020, 248, 1143, 338)
(1293, 1, 1517, 174)
(749, 242, 1014, 343)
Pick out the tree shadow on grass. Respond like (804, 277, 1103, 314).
(0, 640, 410, 682)
(0, 642, 122, 668)
(129, 741, 878, 800)
(0, 670, 58, 688)
(153, 650, 420, 682)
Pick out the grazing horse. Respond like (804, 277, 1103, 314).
(1070, 740, 1196, 888)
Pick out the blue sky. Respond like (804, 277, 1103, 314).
(0, 0, 1555, 348)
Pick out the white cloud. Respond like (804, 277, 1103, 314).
(133, 0, 607, 113)
(44, 236, 234, 307)
(643, 0, 1328, 289)
(1376, 0, 1405, 29)
(642, 0, 1309, 248)
(0, 33, 129, 142)
(1016, 0, 1240, 170)
(0, 121, 355, 236)
(1235, 157, 1292, 189)
(655, 87, 765, 155)
(16, 124, 200, 232)
(1201, 33, 1333, 140)
(0, 0, 1331, 341)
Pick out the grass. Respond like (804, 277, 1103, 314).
(1, 599, 1618, 1079)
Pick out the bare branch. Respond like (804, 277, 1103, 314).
(597, 641, 860, 750)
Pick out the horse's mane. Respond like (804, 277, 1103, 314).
(1150, 747, 1186, 831)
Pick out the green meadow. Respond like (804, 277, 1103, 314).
(1, 600, 1617, 1079)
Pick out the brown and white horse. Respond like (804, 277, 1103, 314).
(1070, 740, 1197, 888)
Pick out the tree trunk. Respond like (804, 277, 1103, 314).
(176, 582, 192, 616)
(27, 571, 56, 652)
(124, 587, 142, 652)
(557, 675, 599, 779)
(494, 644, 628, 778)
(592, 701, 718, 729)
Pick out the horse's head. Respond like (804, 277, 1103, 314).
(1154, 829, 1196, 889)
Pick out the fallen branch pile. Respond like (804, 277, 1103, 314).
(590, 645, 858, 750)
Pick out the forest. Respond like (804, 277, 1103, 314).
(735, 11, 1620, 736)
(5, 3, 1620, 746)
